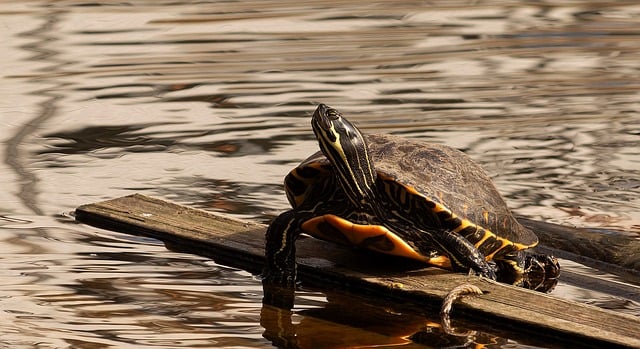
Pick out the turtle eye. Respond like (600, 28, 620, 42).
(326, 109, 341, 121)
(313, 104, 339, 131)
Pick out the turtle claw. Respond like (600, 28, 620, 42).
(467, 263, 497, 281)
(480, 268, 497, 281)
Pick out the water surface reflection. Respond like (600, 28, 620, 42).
(1, 0, 639, 347)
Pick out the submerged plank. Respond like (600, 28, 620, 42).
(520, 217, 640, 273)
(75, 194, 640, 348)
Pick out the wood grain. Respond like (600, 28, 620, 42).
(75, 194, 640, 348)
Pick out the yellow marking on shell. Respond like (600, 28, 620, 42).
(473, 228, 492, 248)
(377, 173, 394, 181)
(371, 172, 535, 262)
(484, 238, 512, 260)
(433, 204, 449, 213)
(288, 162, 332, 207)
(483, 237, 529, 260)
(452, 219, 473, 233)
(302, 214, 452, 269)
(512, 241, 532, 250)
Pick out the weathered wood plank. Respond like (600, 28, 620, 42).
(520, 217, 640, 273)
(75, 194, 640, 348)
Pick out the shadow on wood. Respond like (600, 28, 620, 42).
(75, 194, 640, 348)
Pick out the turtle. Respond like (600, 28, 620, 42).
(263, 104, 559, 292)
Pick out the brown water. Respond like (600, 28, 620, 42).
(1, 1, 639, 347)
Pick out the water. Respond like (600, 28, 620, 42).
(1, 1, 639, 347)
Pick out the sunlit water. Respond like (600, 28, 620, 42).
(1, 1, 639, 347)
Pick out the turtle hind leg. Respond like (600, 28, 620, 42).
(522, 253, 560, 293)
(494, 252, 560, 293)
(263, 210, 304, 287)
(492, 248, 525, 283)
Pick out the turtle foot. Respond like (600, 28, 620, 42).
(522, 254, 560, 293)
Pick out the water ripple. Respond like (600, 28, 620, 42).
(2, 1, 640, 347)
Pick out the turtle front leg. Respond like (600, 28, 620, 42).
(429, 230, 497, 280)
(263, 210, 303, 287)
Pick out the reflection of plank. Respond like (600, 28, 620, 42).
(75, 194, 640, 348)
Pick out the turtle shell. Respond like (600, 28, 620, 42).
(285, 133, 538, 256)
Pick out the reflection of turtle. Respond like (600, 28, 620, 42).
(264, 104, 559, 292)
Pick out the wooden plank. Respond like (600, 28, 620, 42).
(520, 217, 640, 273)
(75, 194, 640, 348)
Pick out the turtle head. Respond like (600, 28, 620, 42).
(311, 104, 377, 206)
